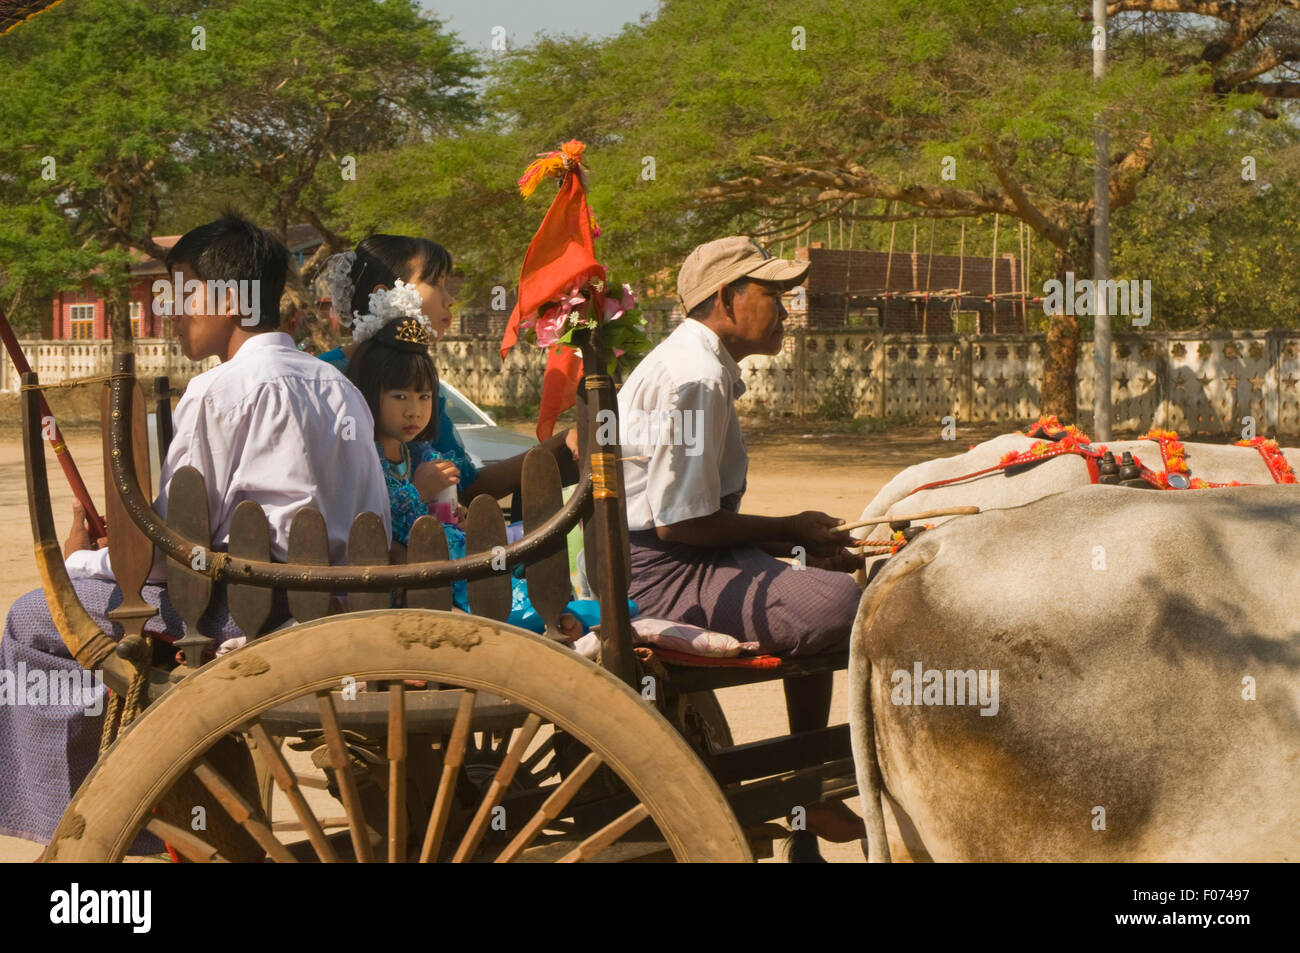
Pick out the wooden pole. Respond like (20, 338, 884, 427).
(991, 214, 1000, 330)
(1093, 0, 1112, 439)
(0, 304, 106, 539)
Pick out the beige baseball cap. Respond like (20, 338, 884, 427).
(677, 236, 809, 314)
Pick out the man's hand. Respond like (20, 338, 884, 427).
(788, 510, 852, 557)
(563, 427, 580, 461)
(413, 458, 459, 501)
(63, 502, 107, 558)
(806, 548, 866, 573)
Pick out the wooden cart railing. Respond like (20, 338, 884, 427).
(24, 337, 637, 688)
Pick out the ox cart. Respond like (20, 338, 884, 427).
(22, 336, 876, 864)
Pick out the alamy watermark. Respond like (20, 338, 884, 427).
(1, 663, 104, 716)
(595, 408, 704, 457)
(1042, 272, 1151, 327)
(152, 271, 262, 327)
(890, 661, 999, 716)
(50, 884, 151, 933)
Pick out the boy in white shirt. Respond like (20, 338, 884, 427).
(1, 213, 389, 847)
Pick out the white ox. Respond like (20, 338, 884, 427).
(848, 434, 1300, 861)
(854, 431, 1300, 547)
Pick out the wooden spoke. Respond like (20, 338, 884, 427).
(316, 690, 376, 862)
(495, 751, 603, 863)
(145, 818, 230, 863)
(387, 682, 407, 863)
(452, 713, 542, 863)
(191, 759, 297, 863)
(520, 732, 561, 779)
(292, 773, 329, 790)
(418, 690, 476, 863)
(247, 720, 339, 863)
(273, 817, 350, 831)
(556, 803, 650, 863)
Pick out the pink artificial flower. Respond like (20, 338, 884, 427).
(534, 306, 568, 348)
(602, 296, 625, 322)
(619, 284, 635, 312)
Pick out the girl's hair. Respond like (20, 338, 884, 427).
(346, 338, 440, 444)
(345, 244, 402, 320)
(358, 234, 452, 288)
(344, 233, 449, 444)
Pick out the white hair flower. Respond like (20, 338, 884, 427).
(351, 280, 434, 344)
(322, 251, 357, 324)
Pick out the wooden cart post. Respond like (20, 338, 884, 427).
(578, 336, 636, 687)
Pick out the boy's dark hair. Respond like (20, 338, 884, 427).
(686, 277, 755, 322)
(165, 212, 289, 330)
(346, 338, 440, 444)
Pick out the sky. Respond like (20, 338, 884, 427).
(422, 0, 659, 51)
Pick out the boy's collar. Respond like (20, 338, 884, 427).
(226, 330, 295, 362)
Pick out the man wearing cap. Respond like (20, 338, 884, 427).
(616, 236, 865, 841)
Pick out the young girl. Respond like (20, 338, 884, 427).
(337, 246, 584, 638)
(320, 234, 580, 504)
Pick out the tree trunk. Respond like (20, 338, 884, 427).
(1041, 248, 1079, 423)
(1043, 311, 1079, 423)
(105, 265, 132, 353)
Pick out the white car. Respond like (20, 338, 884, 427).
(438, 380, 542, 471)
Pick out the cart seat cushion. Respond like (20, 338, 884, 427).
(631, 617, 760, 657)
(568, 617, 760, 663)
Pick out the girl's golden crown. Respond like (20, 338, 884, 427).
(393, 317, 430, 346)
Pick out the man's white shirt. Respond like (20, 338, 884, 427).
(65, 332, 391, 582)
(617, 319, 749, 532)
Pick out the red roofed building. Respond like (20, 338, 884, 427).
(49, 224, 323, 340)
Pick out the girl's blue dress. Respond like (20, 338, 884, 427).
(319, 346, 478, 489)
(379, 440, 614, 633)
(331, 347, 630, 633)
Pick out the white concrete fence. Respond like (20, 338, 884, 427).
(7, 330, 1299, 436)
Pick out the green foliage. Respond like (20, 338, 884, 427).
(0, 0, 210, 319)
(1113, 135, 1300, 329)
(344, 0, 1300, 334)
(4, 0, 1299, 340)
(0, 0, 481, 334)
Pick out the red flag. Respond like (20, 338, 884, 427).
(500, 141, 605, 439)
(537, 345, 583, 442)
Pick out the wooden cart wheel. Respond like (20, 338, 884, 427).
(46, 611, 752, 863)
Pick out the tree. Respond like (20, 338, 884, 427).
(0, 0, 215, 339)
(0, 0, 481, 346)
(178, 0, 480, 345)
(349, 0, 1300, 423)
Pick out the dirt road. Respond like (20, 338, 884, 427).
(0, 419, 991, 863)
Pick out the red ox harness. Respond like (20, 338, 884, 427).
(904, 416, 1297, 499)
